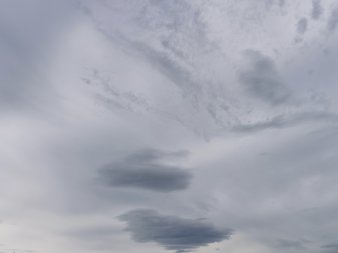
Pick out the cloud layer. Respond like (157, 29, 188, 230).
(98, 149, 192, 192)
(119, 209, 232, 253)
(1, 1, 338, 253)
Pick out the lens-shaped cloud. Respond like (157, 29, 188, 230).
(119, 209, 233, 252)
(98, 149, 192, 192)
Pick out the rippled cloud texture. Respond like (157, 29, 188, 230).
(1, 1, 338, 253)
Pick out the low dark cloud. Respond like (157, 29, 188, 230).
(118, 209, 233, 252)
(311, 0, 323, 20)
(98, 149, 192, 192)
(239, 50, 291, 105)
(322, 243, 338, 248)
(321, 243, 338, 253)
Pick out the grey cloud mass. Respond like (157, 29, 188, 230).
(239, 50, 291, 105)
(119, 209, 232, 253)
(311, 0, 323, 20)
(98, 149, 192, 192)
(321, 244, 338, 253)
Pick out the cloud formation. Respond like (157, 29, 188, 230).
(311, 0, 323, 20)
(98, 149, 192, 192)
(119, 209, 232, 253)
(321, 243, 338, 253)
(1, 1, 338, 253)
(328, 7, 338, 32)
(239, 50, 291, 105)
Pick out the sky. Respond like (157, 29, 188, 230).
(1, 0, 338, 253)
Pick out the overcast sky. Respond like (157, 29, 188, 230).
(1, 0, 338, 253)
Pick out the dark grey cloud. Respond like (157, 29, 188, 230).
(322, 243, 338, 248)
(327, 8, 338, 32)
(118, 209, 232, 252)
(297, 18, 308, 35)
(97, 149, 192, 192)
(311, 0, 323, 20)
(99, 164, 191, 192)
(321, 244, 338, 253)
(239, 50, 291, 105)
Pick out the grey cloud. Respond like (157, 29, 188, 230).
(311, 0, 323, 20)
(321, 244, 338, 253)
(98, 149, 192, 192)
(81, 1, 239, 140)
(297, 18, 308, 35)
(98, 164, 191, 192)
(118, 209, 232, 252)
(239, 50, 291, 105)
(327, 8, 338, 32)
